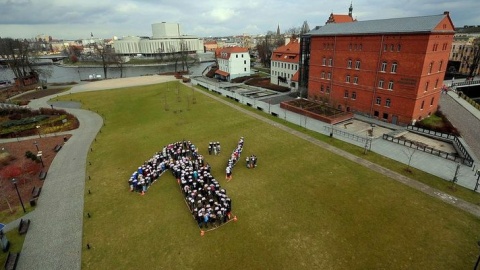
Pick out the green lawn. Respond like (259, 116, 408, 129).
(0, 229, 26, 267)
(55, 81, 480, 269)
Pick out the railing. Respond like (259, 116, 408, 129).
(407, 125, 474, 167)
(324, 126, 371, 143)
(406, 125, 455, 140)
(452, 79, 480, 87)
(382, 133, 473, 166)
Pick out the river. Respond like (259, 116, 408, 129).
(0, 62, 212, 84)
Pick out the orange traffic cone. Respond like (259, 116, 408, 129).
(200, 230, 205, 236)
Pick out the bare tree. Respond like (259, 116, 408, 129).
(402, 147, 417, 173)
(0, 37, 39, 88)
(94, 43, 116, 79)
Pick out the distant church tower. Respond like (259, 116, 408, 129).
(276, 23, 281, 35)
(348, 2, 353, 17)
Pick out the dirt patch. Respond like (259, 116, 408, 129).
(11, 87, 70, 102)
(0, 135, 71, 213)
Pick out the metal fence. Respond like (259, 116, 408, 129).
(382, 133, 473, 166)
(406, 125, 455, 140)
(324, 126, 371, 143)
(406, 125, 474, 166)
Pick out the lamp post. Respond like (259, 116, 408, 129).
(474, 241, 480, 269)
(11, 178, 26, 213)
(34, 141, 39, 151)
(37, 151, 44, 167)
(36, 125, 41, 138)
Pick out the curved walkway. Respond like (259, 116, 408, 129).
(3, 75, 175, 270)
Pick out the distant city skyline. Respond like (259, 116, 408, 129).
(0, 0, 479, 40)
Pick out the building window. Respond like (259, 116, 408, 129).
(383, 113, 389, 120)
(322, 57, 326, 66)
(344, 90, 349, 98)
(386, 98, 391, 107)
(428, 62, 433, 74)
(326, 86, 330, 93)
(353, 76, 358, 84)
(320, 85, 324, 92)
(390, 44, 394, 51)
(347, 59, 352, 69)
(431, 97, 434, 106)
(359, 44, 363, 51)
(421, 100, 425, 110)
(346, 75, 350, 83)
(327, 72, 331, 80)
(351, 91, 357, 100)
(397, 44, 401, 52)
(388, 80, 394, 90)
(391, 62, 397, 73)
(425, 81, 429, 92)
(241, 54, 244, 58)
(244, 67, 246, 72)
(355, 60, 361, 69)
(378, 79, 384, 88)
(236, 55, 238, 58)
(328, 58, 333, 66)
(435, 79, 439, 89)
(244, 60, 246, 64)
(438, 61, 443, 72)
(383, 44, 387, 52)
(321, 72, 325, 79)
(381, 61, 387, 72)
(376, 97, 381, 105)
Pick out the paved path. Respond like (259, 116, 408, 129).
(439, 91, 480, 160)
(3, 75, 175, 270)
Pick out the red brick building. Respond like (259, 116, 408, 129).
(300, 12, 455, 125)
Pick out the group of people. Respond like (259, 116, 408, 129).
(225, 137, 244, 181)
(127, 140, 233, 229)
(208, 142, 221, 155)
(245, 155, 258, 168)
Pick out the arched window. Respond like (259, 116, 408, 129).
(391, 62, 398, 73)
(381, 61, 387, 72)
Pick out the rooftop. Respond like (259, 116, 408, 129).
(308, 13, 454, 36)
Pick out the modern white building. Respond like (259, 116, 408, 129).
(113, 23, 203, 56)
(270, 39, 300, 90)
(215, 47, 250, 81)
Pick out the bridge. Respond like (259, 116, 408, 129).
(0, 55, 68, 65)
(450, 79, 480, 88)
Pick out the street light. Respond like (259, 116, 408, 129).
(37, 151, 44, 168)
(474, 241, 480, 269)
(36, 125, 41, 138)
(11, 178, 26, 213)
(34, 141, 39, 151)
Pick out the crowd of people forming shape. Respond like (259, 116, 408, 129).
(128, 140, 233, 229)
(225, 137, 245, 181)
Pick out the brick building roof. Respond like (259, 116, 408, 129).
(310, 13, 454, 36)
(271, 39, 300, 64)
(326, 14, 356, 24)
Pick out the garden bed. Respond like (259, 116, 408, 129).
(281, 99, 353, 124)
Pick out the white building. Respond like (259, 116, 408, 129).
(215, 47, 250, 81)
(113, 22, 203, 56)
(270, 39, 300, 90)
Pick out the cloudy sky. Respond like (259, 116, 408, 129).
(0, 0, 479, 40)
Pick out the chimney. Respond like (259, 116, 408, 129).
(443, 11, 449, 15)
